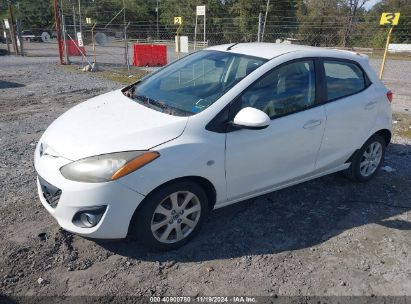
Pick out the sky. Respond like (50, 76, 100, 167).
(364, 0, 382, 10)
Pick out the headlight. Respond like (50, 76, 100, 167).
(60, 151, 159, 183)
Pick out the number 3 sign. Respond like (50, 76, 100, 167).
(380, 13, 400, 26)
(378, 12, 401, 80)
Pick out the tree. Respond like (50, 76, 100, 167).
(341, 0, 370, 46)
(296, 0, 346, 46)
(0, 0, 8, 20)
(17, 0, 54, 30)
(81, 0, 153, 25)
(227, 0, 298, 42)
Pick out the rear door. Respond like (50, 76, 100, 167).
(316, 59, 380, 171)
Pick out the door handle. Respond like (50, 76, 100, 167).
(303, 120, 322, 129)
(364, 101, 377, 110)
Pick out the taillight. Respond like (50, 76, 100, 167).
(387, 90, 393, 103)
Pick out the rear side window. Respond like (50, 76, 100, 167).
(324, 61, 366, 101)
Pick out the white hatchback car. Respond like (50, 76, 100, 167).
(35, 43, 392, 250)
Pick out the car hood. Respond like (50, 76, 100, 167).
(40, 90, 188, 160)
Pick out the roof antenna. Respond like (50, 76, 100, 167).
(226, 42, 240, 51)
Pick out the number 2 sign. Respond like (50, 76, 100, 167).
(174, 17, 182, 25)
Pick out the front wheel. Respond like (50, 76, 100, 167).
(344, 134, 386, 182)
(130, 181, 209, 250)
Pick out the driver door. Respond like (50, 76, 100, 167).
(225, 59, 326, 201)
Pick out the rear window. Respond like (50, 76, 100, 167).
(324, 61, 366, 101)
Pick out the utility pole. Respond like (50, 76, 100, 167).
(156, 0, 159, 40)
(73, 5, 77, 36)
(194, 10, 198, 50)
(123, 0, 129, 69)
(16, 2, 24, 56)
(262, 0, 270, 42)
(123, 0, 126, 31)
(257, 12, 262, 42)
(203, 6, 206, 45)
(16, 17, 24, 56)
(78, 0, 82, 37)
(2, 21, 10, 53)
(78, 0, 83, 67)
(7, 2, 18, 55)
(54, 0, 64, 64)
(62, 14, 70, 64)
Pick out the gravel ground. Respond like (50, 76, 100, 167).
(0, 55, 411, 299)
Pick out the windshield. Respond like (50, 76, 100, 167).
(125, 50, 267, 116)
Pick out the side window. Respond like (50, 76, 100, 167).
(324, 61, 366, 101)
(238, 60, 316, 118)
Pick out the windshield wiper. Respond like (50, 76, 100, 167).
(134, 95, 167, 110)
(134, 95, 191, 116)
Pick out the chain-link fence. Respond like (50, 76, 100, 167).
(3, 10, 411, 92)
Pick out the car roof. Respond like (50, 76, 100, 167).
(206, 42, 367, 62)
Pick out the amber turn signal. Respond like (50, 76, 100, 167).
(111, 152, 160, 180)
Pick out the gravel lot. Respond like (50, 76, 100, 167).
(0, 54, 410, 299)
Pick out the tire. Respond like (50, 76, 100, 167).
(130, 181, 209, 250)
(343, 134, 386, 182)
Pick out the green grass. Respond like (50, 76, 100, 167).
(393, 113, 411, 139)
(398, 129, 411, 139)
(98, 69, 149, 84)
(396, 125, 411, 139)
(60, 64, 149, 85)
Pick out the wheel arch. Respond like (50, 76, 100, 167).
(346, 129, 391, 164)
(127, 176, 217, 235)
(375, 129, 391, 146)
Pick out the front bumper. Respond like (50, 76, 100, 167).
(34, 148, 145, 239)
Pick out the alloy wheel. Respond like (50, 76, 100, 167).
(359, 141, 383, 177)
(150, 191, 201, 244)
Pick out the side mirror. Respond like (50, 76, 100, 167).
(232, 107, 271, 130)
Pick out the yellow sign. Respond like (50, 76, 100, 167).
(380, 13, 400, 26)
(86, 17, 92, 24)
(174, 17, 182, 25)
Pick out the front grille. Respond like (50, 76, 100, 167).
(38, 176, 62, 208)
